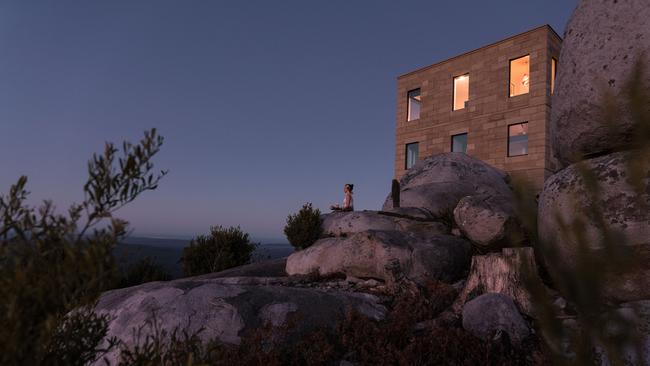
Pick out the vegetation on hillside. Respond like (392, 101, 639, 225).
(181, 226, 257, 276)
(116, 256, 172, 289)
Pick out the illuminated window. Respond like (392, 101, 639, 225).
(509, 55, 530, 97)
(453, 74, 469, 110)
(407, 89, 421, 121)
(405, 142, 419, 169)
(451, 133, 468, 153)
(508, 123, 528, 156)
(551, 58, 557, 94)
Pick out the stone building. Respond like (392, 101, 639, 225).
(393, 25, 562, 190)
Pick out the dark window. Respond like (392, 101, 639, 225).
(451, 133, 468, 153)
(508, 123, 529, 156)
(407, 89, 421, 121)
(405, 142, 419, 169)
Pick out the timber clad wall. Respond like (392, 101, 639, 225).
(394, 25, 562, 190)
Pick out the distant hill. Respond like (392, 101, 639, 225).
(120, 236, 189, 249)
(114, 237, 293, 279)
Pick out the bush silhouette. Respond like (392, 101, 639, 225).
(0, 129, 166, 365)
(284, 203, 323, 250)
(181, 226, 257, 276)
(116, 256, 172, 289)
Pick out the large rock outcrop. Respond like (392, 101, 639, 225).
(551, 0, 650, 166)
(286, 230, 471, 286)
(93, 277, 386, 366)
(195, 257, 288, 279)
(322, 210, 448, 237)
(382, 153, 512, 216)
(453, 194, 525, 251)
(462, 293, 530, 346)
(538, 151, 650, 302)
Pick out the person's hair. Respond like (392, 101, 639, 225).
(345, 184, 354, 192)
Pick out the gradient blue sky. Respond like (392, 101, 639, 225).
(0, 1, 576, 242)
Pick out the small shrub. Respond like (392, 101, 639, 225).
(117, 317, 214, 366)
(284, 203, 323, 250)
(181, 226, 257, 277)
(44, 307, 119, 366)
(116, 257, 171, 289)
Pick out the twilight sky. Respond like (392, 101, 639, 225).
(0, 1, 576, 242)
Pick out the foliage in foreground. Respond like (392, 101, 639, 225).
(515, 59, 650, 365)
(284, 202, 323, 250)
(0, 129, 166, 366)
(181, 226, 257, 277)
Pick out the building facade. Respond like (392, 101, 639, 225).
(394, 25, 562, 190)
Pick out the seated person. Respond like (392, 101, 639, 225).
(330, 184, 354, 212)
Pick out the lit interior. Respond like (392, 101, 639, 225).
(453, 74, 469, 111)
(551, 58, 557, 94)
(509, 55, 530, 97)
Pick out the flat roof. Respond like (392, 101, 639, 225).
(398, 24, 562, 79)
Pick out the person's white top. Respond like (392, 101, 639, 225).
(343, 192, 354, 210)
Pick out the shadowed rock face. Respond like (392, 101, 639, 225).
(380, 207, 437, 221)
(193, 257, 288, 280)
(538, 151, 650, 302)
(321, 210, 449, 237)
(93, 278, 386, 366)
(597, 300, 650, 364)
(454, 194, 524, 251)
(551, 0, 650, 167)
(462, 293, 530, 345)
(382, 153, 511, 216)
(286, 230, 471, 285)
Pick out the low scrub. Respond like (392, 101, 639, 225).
(116, 257, 171, 289)
(284, 203, 323, 250)
(181, 226, 257, 277)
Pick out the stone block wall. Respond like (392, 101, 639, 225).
(394, 25, 562, 190)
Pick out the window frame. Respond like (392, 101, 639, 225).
(406, 88, 421, 122)
(405, 142, 419, 169)
(450, 133, 468, 153)
(507, 122, 529, 157)
(508, 54, 531, 98)
(452, 73, 470, 111)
